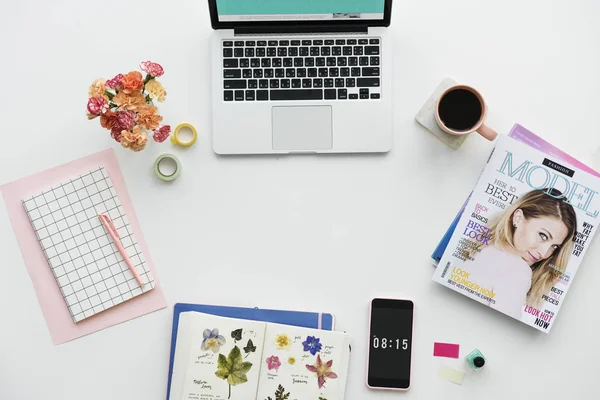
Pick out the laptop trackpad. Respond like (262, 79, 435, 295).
(272, 106, 333, 151)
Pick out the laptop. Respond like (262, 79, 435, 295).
(209, 0, 394, 155)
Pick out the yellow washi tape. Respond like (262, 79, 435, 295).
(170, 123, 197, 147)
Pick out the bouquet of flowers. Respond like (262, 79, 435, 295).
(86, 61, 171, 152)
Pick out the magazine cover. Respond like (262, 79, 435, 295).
(431, 123, 600, 266)
(432, 134, 600, 333)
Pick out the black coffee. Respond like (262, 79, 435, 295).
(438, 88, 483, 132)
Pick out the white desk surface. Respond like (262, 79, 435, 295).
(2, 0, 600, 399)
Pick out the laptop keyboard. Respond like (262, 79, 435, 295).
(222, 38, 381, 102)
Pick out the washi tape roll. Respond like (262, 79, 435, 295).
(154, 153, 181, 182)
(170, 123, 197, 147)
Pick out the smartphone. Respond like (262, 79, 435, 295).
(366, 298, 414, 391)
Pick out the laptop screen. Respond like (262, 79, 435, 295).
(216, 0, 386, 22)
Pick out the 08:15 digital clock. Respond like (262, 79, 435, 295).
(371, 337, 409, 350)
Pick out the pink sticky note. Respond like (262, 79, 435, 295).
(433, 342, 460, 358)
(1, 148, 167, 345)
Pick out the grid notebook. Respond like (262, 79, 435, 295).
(21, 167, 155, 323)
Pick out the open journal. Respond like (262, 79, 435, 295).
(168, 312, 352, 400)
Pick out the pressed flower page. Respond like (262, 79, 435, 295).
(179, 312, 267, 400)
(256, 323, 352, 400)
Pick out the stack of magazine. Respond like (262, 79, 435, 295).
(431, 124, 600, 333)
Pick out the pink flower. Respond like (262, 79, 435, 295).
(106, 73, 124, 89)
(153, 124, 171, 143)
(306, 355, 338, 389)
(117, 110, 136, 131)
(140, 61, 164, 77)
(110, 126, 123, 142)
(265, 355, 281, 371)
(87, 96, 107, 115)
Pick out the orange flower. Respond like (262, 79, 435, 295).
(121, 71, 144, 94)
(120, 126, 148, 152)
(100, 110, 119, 130)
(113, 91, 147, 111)
(88, 78, 106, 98)
(136, 106, 163, 130)
(145, 79, 167, 102)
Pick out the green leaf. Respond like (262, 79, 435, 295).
(231, 329, 243, 342)
(214, 346, 253, 387)
(215, 354, 229, 379)
(227, 369, 248, 385)
(238, 362, 252, 375)
(275, 385, 283, 400)
(227, 353, 234, 371)
(218, 354, 228, 369)
(274, 384, 290, 400)
(215, 369, 229, 380)
(227, 346, 242, 368)
(243, 339, 256, 354)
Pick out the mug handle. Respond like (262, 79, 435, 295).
(477, 123, 498, 141)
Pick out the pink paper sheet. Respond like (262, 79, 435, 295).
(1, 148, 167, 345)
(433, 342, 460, 358)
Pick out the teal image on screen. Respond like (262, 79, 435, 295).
(216, 0, 385, 15)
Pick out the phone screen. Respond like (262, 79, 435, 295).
(367, 298, 414, 389)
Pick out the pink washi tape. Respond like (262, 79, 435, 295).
(433, 342, 460, 358)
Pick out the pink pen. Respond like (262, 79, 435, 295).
(98, 214, 144, 287)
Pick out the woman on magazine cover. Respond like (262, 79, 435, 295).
(462, 188, 576, 319)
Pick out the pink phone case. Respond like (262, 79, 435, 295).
(365, 297, 414, 391)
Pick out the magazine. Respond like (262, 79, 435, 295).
(432, 134, 600, 333)
(431, 123, 600, 266)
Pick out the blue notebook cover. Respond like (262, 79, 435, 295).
(431, 194, 471, 265)
(165, 303, 335, 400)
